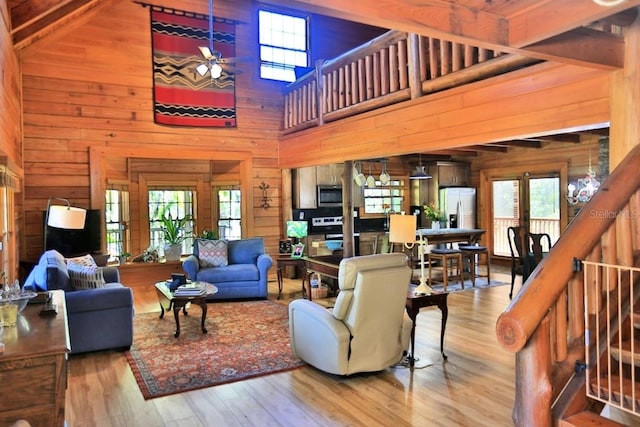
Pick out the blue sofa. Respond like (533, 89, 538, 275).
(182, 237, 273, 300)
(24, 250, 134, 355)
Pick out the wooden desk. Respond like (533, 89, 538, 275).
(405, 286, 449, 368)
(0, 290, 69, 427)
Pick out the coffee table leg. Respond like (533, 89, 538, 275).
(173, 306, 181, 338)
(438, 300, 448, 360)
(198, 300, 208, 334)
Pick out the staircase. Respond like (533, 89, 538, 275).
(495, 144, 640, 426)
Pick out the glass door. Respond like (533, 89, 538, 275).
(492, 174, 560, 257)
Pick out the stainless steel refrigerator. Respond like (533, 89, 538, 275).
(438, 187, 476, 229)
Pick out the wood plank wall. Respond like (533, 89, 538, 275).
(1, 3, 23, 282)
(17, 0, 383, 262)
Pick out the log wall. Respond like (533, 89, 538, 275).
(18, 0, 382, 261)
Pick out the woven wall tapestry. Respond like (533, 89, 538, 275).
(150, 7, 237, 127)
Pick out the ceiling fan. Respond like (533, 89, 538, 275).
(195, 0, 244, 79)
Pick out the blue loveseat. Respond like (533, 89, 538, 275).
(182, 237, 273, 300)
(24, 250, 134, 355)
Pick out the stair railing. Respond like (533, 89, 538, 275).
(583, 259, 640, 416)
(495, 143, 640, 426)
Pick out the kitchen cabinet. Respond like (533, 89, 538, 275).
(316, 164, 343, 186)
(293, 166, 317, 208)
(433, 161, 470, 187)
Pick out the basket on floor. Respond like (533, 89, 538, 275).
(311, 285, 329, 299)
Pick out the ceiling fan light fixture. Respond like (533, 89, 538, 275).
(196, 63, 209, 76)
(210, 63, 223, 78)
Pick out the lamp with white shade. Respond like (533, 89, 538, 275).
(389, 213, 433, 295)
(44, 198, 87, 250)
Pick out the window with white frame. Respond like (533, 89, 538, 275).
(105, 187, 130, 260)
(148, 189, 195, 255)
(217, 188, 241, 240)
(363, 180, 404, 214)
(258, 9, 309, 82)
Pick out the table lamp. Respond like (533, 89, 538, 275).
(286, 220, 308, 244)
(389, 213, 432, 295)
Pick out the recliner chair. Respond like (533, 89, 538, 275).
(288, 253, 412, 375)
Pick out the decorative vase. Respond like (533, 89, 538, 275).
(431, 221, 440, 230)
(164, 243, 182, 261)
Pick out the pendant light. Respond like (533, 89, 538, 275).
(410, 153, 432, 180)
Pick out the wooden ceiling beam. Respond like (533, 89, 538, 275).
(11, 0, 103, 49)
(261, 0, 510, 48)
(508, 0, 640, 47)
(490, 140, 543, 149)
(521, 27, 624, 70)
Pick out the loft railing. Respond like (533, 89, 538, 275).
(283, 30, 539, 133)
(495, 143, 640, 426)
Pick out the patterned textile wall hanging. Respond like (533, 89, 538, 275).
(149, 6, 237, 127)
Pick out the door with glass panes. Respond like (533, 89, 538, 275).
(492, 174, 560, 257)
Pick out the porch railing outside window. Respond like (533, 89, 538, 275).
(105, 188, 129, 260)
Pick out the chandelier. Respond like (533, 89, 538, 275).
(566, 152, 601, 205)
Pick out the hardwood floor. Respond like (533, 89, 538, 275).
(65, 269, 520, 426)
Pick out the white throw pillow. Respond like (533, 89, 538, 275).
(198, 239, 228, 268)
(66, 254, 97, 268)
(67, 263, 106, 290)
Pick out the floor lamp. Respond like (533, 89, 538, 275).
(44, 197, 87, 250)
(389, 213, 433, 295)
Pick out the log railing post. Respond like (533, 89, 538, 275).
(315, 59, 324, 126)
(407, 33, 422, 99)
(514, 315, 553, 427)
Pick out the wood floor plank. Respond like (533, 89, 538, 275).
(65, 270, 518, 426)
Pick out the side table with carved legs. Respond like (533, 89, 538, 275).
(405, 286, 449, 368)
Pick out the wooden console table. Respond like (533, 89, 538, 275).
(0, 290, 69, 426)
(301, 255, 342, 301)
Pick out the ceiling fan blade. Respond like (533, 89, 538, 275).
(219, 56, 252, 64)
(198, 46, 213, 60)
(221, 63, 243, 74)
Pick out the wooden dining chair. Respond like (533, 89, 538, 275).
(507, 226, 528, 299)
(524, 232, 552, 280)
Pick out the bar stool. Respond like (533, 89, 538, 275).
(428, 248, 464, 290)
(458, 244, 491, 287)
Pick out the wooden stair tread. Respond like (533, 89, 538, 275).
(590, 374, 640, 413)
(610, 339, 640, 367)
(560, 411, 628, 427)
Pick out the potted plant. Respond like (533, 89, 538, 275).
(424, 202, 446, 229)
(160, 212, 192, 261)
(118, 252, 131, 265)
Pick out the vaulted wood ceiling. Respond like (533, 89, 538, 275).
(6, 0, 637, 157)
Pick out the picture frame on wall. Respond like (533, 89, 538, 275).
(291, 243, 305, 258)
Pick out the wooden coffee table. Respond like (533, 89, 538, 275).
(154, 281, 218, 337)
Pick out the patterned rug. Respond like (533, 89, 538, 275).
(126, 300, 304, 399)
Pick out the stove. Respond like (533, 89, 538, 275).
(310, 216, 343, 236)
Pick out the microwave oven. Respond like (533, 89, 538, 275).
(317, 185, 343, 207)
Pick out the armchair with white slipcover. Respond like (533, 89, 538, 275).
(288, 253, 412, 375)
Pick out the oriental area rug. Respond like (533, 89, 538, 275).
(125, 300, 305, 399)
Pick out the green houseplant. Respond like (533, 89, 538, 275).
(160, 212, 192, 261)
